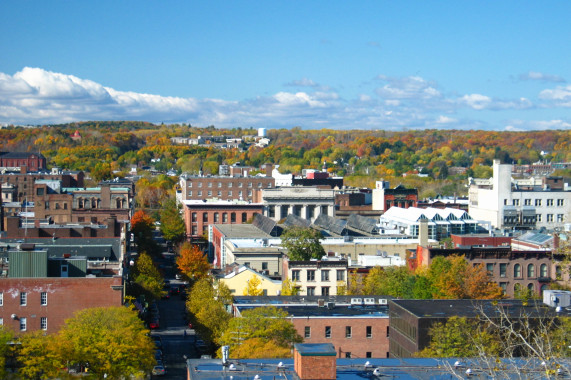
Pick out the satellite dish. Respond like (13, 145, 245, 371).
(373, 368, 382, 376)
(278, 362, 284, 368)
(364, 361, 372, 368)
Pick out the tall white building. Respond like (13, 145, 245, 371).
(469, 160, 570, 230)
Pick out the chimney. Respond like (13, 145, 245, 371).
(554, 233, 560, 250)
(294, 343, 336, 380)
(265, 163, 273, 177)
(20, 165, 27, 174)
(418, 217, 428, 247)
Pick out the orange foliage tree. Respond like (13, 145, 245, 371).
(130, 210, 157, 254)
(176, 242, 210, 281)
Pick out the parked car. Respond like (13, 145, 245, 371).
(152, 365, 166, 376)
(149, 320, 160, 329)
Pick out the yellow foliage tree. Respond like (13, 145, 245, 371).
(243, 274, 264, 296)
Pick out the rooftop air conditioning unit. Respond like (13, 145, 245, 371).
(350, 298, 362, 305)
(364, 298, 375, 305)
(379, 299, 388, 305)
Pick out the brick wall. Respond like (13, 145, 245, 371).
(0, 276, 123, 334)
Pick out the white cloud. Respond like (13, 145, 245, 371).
(0, 67, 567, 131)
(519, 71, 565, 83)
(285, 78, 319, 88)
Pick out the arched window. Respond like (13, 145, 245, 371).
(222, 213, 228, 223)
(527, 264, 535, 278)
(527, 283, 534, 292)
(231, 212, 236, 223)
(91, 198, 97, 208)
(514, 264, 521, 278)
(203, 213, 208, 222)
(214, 213, 219, 223)
(192, 212, 197, 222)
(540, 284, 549, 292)
(556, 266, 562, 280)
(242, 212, 247, 223)
(540, 264, 548, 278)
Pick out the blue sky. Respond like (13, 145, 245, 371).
(1, 1, 571, 130)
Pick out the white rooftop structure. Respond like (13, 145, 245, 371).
(379, 206, 479, 240)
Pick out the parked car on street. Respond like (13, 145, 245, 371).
(152, 365, 166, 376)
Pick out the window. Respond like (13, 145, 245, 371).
(307, 287, 315, 296)
(337, 270, 345, 281)
(41, 317, 47, 330)
(366, 352, 372, 358)
(231, 213, 236, 223)
(45, 201, 50, 210)
(198, 182, 203, 188)
(188, 191, 192, 196)
(291, 270, 300, 281)
(214, 213, 219, 223)
(222, 213, 228, 223)
(208, 182, 212, 188)
(557, 214, 564, 222)
(527, 264, 535, 278)
(248, 183, 252, 188)
(486, 263, 494, 274)
(345, 326, 352, 338)
(198, 190, 202, 196)
(20, 317, 27, 331)
(41, 292, 47, 306)
(504, 199, 508, 205)
(547, 199, 553, 206)
(540, 264, 547, 278)
(258, 182, 262, 188)
(547, 214, 553, 222)
(218, 182, 222, 188)
(321, 270, 330, 282)
(524, 199, 531, 206)
(37, 188, 44, 195)
(203, 213, 208, 222)
(528, 283, 534, 291)
(307, 270, 315, 281)
(192, 212, 197, 222)
(537, 214, 542, 222)
(207, 191, 212, 196)
(192, 226, 197, 235)
(242, 212, 247, 222)
(262, 262, 268, 271)
(321, 287, 330, 296)
(512, 199, 519, 206)
(228, 182, 233, 188)
(325, 326, 331, 338)
(556, 266, 562, 280)
(535, 199, 542, 206)
(304, 326, 311, 338)
(514, 264, 521, 278)
(345, 352, 351, 358)
(228, 190, 233, 196)
(366, 326, 372, 338)
(557, 199, 564, 206)
(217, 191, 222, 197)
(239, 182, 243, 188)
(188, 182, 193, 188)
(500, 263, 507, 278)
(0, 292, 3, 306)
(20, 292, 27, 306)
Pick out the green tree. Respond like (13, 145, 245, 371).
(176, 242, 210, 282)
(363, 266, 415, 298)
(218, 306, 302, 359)
(58, 307, 155, 379)
(187, 278, 233, 345)
(0, 326, 15, 379)
(417, 316, 501, 358)
(281, 227, 325, 261)
(159, 197, 186, 245)
(90, 162, 114, 182)
(131, 252, 165, 301)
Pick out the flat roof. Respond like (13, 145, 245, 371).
(235, 304, 389, 318)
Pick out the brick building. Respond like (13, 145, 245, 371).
(0, 276, 123, 334)
(179, 174, 274, 203)
(0, 152, 46, 171)
(232, 296, 391, 359)
(182, 200, 263, 240)
(372, 181, 418, 212)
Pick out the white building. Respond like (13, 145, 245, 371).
(379, 207, 479, 240)
(469, 160, 570, 230)
(262, 186, 336, 222)
(271, 165, 293, 187)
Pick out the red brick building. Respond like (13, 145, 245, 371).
(182, 200, 263, 239)
(0, 152, 46, 171)
(178, 174, 274, 203)
(450, 233, 512, 248)
(0, 276, 123, 334)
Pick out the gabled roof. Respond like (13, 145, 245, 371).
(346, 214, 378, 234)
(313, 214, 346, 235)
(252, 214, 277, 235)
(283, 214, 311, 228)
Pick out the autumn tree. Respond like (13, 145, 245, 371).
(176, 242, 210, 282)
(90, 162, 114, 182)
(243, 275, 264, 296)
(18, 332, 63, 379)
(281, 227, 325, 261)
(130, 252, 165, 301)
(58, 307, 155, 379)
(218, 306, 302, 359)
(363, 266, 415, 298)
(281, 278, 300, 296)
(159, 197, 186, 245)
(130, 210, 158, 255)
(427, 255, 503, 299)
(187, 278, 233, 346)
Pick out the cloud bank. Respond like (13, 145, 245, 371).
(0, 67, 570, 130)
